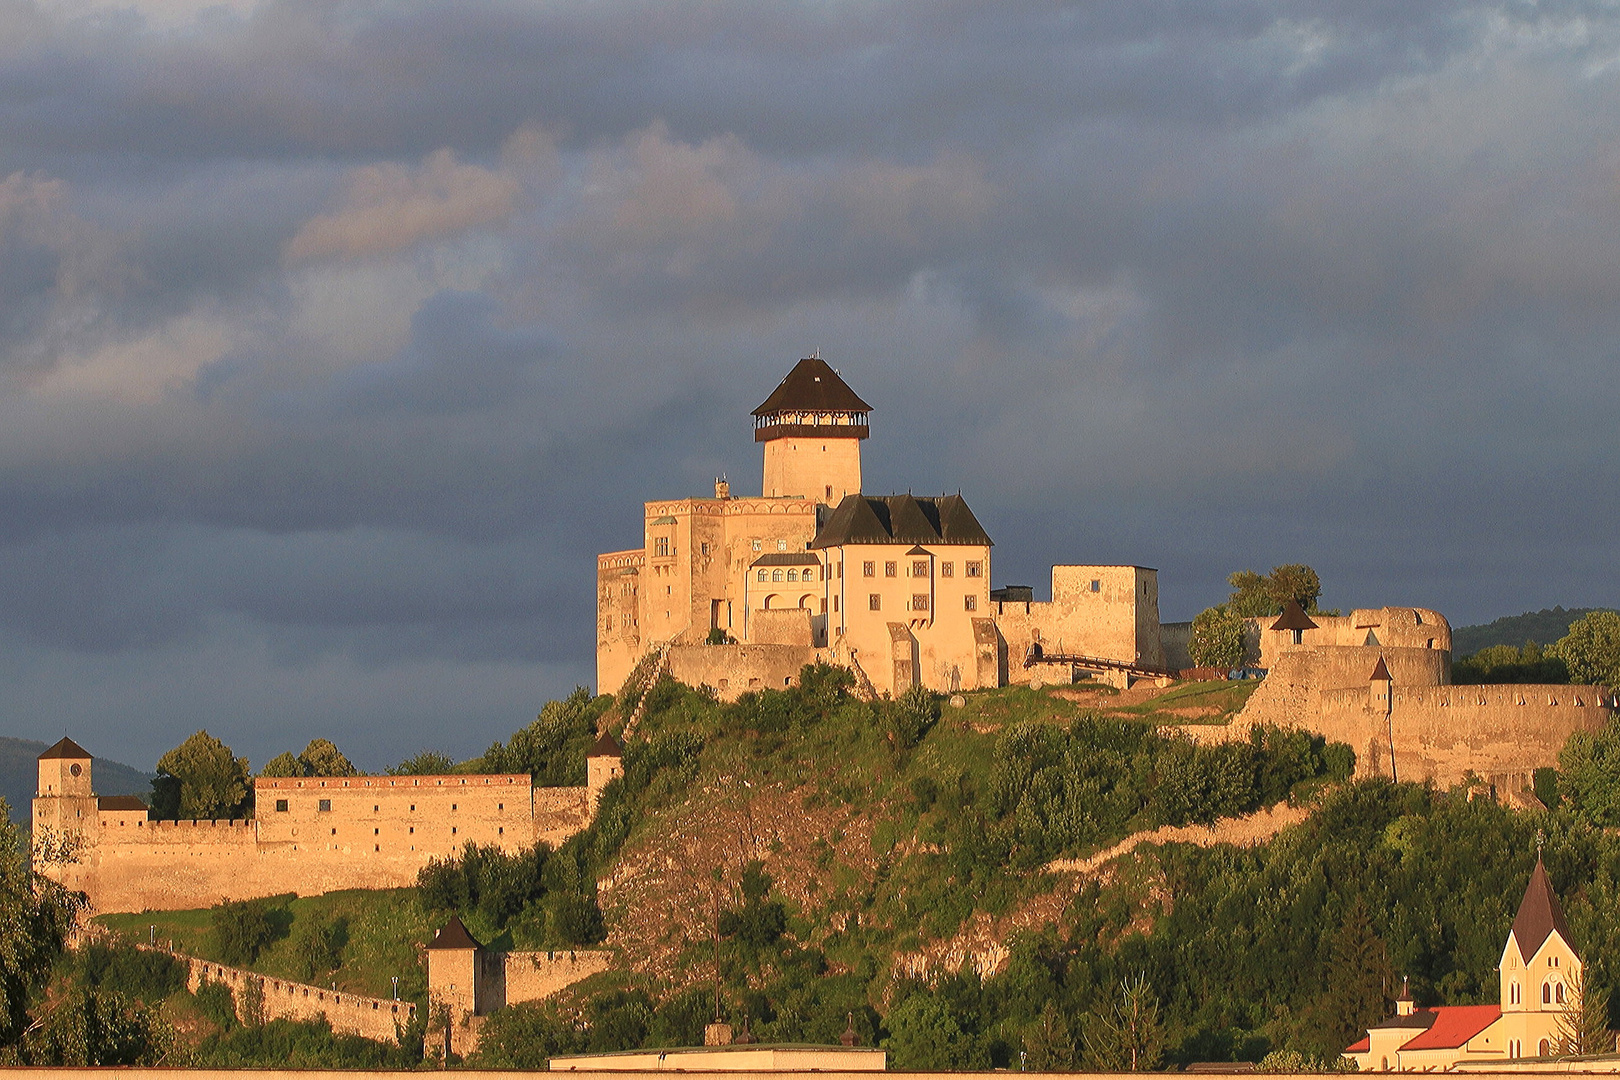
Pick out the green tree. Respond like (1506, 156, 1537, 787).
(211, 898, 281, 967)
(388, 751, 454, 776)
(1550, 611, 1620, 686)
(1227, 564, 1328, 619)
(291, 913, 348, 981)
(1190, 605, 1247, 669)
(151, 731, 251, 820)
(22, 988, 171, 1065)
(1556, 964, 1610, 1056)
(259, 753, 302, 778)
(1022, 999, 1077, 1070)
(1558, 720, 1620, 827)
(0, 797, 83, 1054)
(297, 739, 357, 777)
(1082, 974, 1165, 1070)
(1309, 899, 1393, 1058)
(884, 992, 975, 1070)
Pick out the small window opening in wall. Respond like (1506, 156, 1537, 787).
(318, 799, 332, 812)
(1091, 579, 1100, 592)
(409, 804, 415, 812)
(330, 828, 336, 836)
(885, 561, 897, 577)
(452, 826, 458, 835)
(409, 827, 414, 834)
(825, 485, 833, 499)
(752, 538, 761, 551)
(374, 845, 379, 852)
(777, 539, 788, 551)
(499, 827, 504, 835)
(862, 561, 875, 577)
(373, 804, 378, 812)
(451, 804, 456, 811)
(374, 828, 379, 835)
(498, 803, 503, 811)
(275, 799, 289, 812)
(869, 593, 882, 611)
(965, 595, 977, 611)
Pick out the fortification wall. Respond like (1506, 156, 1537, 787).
(501, 949, 614, 1004)
(992, 567, 1162, 684)
(666, 642, 818, 700)
(1240, 646, 1450, 731)
(182, 952, 414, 1043)
(255, 774, 536, 853)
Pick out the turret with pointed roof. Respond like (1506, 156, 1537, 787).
(755, 357, 869, 504)
(1507, 855, 1575, 967)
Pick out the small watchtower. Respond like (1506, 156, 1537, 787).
(34, 737, 96, 839)
(753, 357, 871, 505)
(425, 915, 494, 1059)
(586, 729, 623, 811)
(1370, 655, 1393, 714)
(1271, 600, 1318, 646)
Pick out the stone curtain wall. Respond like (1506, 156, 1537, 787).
(46, 771, 600, 914)
(666, 642, 818, 701)
(180, 951, 414, 1043)
(501, 948, 614, 1004)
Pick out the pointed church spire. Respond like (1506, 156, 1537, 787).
(1510, 853, 1575, 963)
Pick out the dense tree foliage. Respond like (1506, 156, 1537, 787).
(1225, 565, 1331, 619)
(1190, 605, 1247, 669)
(1550, 611, 1620, 686)
(0, 798, 83, 1059)
(387, 750, 454, 776)
(260, 739, 359, 779)
(476, 686, 613, 785)
(1453, 642, 1570, 684)
(151, 731, 252, 820)
(211, 897, 290, 967)
(1558, 718, 1620, 826)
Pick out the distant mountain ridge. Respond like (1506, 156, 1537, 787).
(0, 737, 153, 824)
(1453, 607, 1614, 657)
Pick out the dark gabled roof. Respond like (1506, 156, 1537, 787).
(426, 915, 483, 951)
(1511, 855, 1575, 962)
(752, 358, 872, 416)
(1271, 600, 1319, 632)
(38, 737, 91, 760)
(810, 494, 993, 549)
(588, 730, 623, 759)
(750, 553, 821, 567)
(98, 795, 148, 811)
(1370, 656, 1392, 681)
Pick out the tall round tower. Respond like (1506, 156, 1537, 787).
(752, 357, 871, 505)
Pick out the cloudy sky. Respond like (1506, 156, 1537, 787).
(0, 0, 1616, 771)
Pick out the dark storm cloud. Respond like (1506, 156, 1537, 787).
(0, 0, 1616, 766)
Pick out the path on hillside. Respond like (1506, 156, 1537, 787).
(1045, 799, 1315, 876)
(892, 798, 1317, 981)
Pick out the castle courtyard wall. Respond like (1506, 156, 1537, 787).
(667, 643, 819, 700)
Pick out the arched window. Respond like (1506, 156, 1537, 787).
(1543, 983, 1553, 1004)
(805, 567, 817, 581)
(787, 569, 798, 581)
(757, 569, 766, 581)
(1556, 982, 1565, 1004)
(1539, 1039, 1551, 1057)
(1380, 1058, 1388, 1071)
(772, 569, 783, 581)
(1510, 982, 1520, 1004)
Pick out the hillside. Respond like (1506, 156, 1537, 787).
(0, 735, 153, 823)
(1452, 606, 1613, 655)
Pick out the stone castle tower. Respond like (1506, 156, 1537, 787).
(753, 356, 871, 505)
(34, 737, 96, 841)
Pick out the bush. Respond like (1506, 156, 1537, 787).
(195, 979, 238, 1031)
(1190, 605, 1247, 669)
(78, 942, 186, 1003)
(211, 898, 285, 967)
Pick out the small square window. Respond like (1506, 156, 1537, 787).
(451, 804, 457, 811)
(884, 561, 897, 577)
(965, 595, 977, 611)
(275, 799, 289, 813)
(777, 539, 788, 551)
(752, 539, 762, 551)
(317, 799, 332, 812)
(965, 561, 983, 578)
(941, 562, 954, 578)
(912, 594, 930, 612)
(869, 594, 882, 611)
(912, 560, 929, 578)
(862, 561, 875, 577)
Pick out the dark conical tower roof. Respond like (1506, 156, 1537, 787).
(752, 358, 872, 417)
(1511, 855, 1574, 962)
(588, 729, 622, 759)
(38, 737, 91, 760)
(1271, 599, 1319, 632)
(426, 915, 483, 951)
(1369, 656, 1392, 681)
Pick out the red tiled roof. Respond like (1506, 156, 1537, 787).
(1398, 1005, 1501, 1050)
(1344, 1036, 1370, 1053)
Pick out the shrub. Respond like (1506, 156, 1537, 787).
(211, 897, 285, 966)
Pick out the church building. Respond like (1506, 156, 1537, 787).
(596, 357, 1164, 700)
(1346, 856, 1589, 1070)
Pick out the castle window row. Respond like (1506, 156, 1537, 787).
(258, 776, 525, 789)
(756, 568, 820, 582)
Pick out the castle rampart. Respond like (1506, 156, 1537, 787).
(31, 738, 614, 915)
(178, 951, 415, 1043)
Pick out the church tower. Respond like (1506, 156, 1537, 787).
(752, 357, 871, 505)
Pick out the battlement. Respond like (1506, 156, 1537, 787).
(181, 952, 414, 1042)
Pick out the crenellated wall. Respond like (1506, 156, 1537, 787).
(179, 951, 415, 1043)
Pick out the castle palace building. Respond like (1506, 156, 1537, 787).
(596, 357, 1164, 700)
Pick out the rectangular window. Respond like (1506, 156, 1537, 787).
(869, 593, 882, 611)
(752, 539, 762, 551)
(700, 542, 710, 557)
(654, 536, 669, 557)
(965, 595, 977, 611)
(833, 595, 840, 612)
(275, 799, 289, 813)
(912, 594, 930, 612)
(941, 562, 954, 577)
(965, 561, 983, 578)
(1091, 579, 1101, 593)
(912, 559, 929, 578)
(862, 561, 875, 577)
(757, 569, 766, 581)
(777, 539, 788, 551)
(318, 799, 332, 812)
(885, 561, 897, 578)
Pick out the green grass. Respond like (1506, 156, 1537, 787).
(947, 683, 1100, 727)
(1110, 679, 1261, 724)
(97, 887, 434, 1005)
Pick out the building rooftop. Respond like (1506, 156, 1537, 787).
(426, 915, 483, 951)
(38, 736, 91, 760)
(1398, 1005, 1502, 1051)
(588, 729, 623, 759)
(1511, 854, 1574, 962)
(1271, 600, 1319, 632)
(810, 494, 993, 549)
(1370, 656, 1392, 681)
(752, 358, 872, 417)
(97, 795, 148, 811)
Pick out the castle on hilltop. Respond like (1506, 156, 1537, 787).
(596, 357, 1164, 700)
(31, 734, 622, 914)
